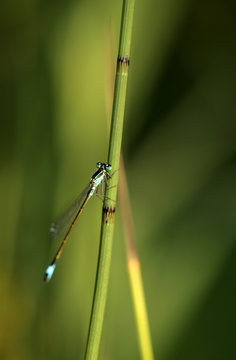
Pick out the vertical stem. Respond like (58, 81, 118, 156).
(104, 25, 154, 360)
(84, 1, 135, 359)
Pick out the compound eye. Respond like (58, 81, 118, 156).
(96, 162, 102, 168)
(106, 164, 112, 170)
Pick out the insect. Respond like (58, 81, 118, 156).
(43, 162, 112, 282)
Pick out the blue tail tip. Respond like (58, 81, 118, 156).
(44, 264, 56, 282)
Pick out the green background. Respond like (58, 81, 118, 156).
(1, 0, 236, 359)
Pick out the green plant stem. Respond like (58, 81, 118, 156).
(84, 1, 135, 359)
(104, 26, 154, 360)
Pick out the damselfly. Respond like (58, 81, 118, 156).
(43, 162, 112, 282)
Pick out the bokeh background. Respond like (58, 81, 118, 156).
(1, 0, 236, 359)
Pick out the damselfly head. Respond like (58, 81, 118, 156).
(96, 162, 112, 171)
(105, 164, 112, 171)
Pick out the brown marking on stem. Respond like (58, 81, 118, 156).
(103, 206, 116, 225)
(117, 55, 130, 67)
